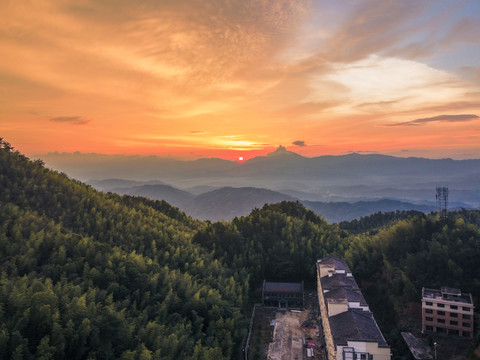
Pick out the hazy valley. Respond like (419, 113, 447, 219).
(41, 146, 480, 222)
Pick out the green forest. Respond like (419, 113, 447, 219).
(1, 138, 479, 359)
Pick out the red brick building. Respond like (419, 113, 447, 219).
(422, 287, 474, 338)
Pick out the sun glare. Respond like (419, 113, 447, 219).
(238, 156, 244, 161)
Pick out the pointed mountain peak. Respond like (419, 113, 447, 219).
(269, 145, 287, 155)
(267, 145, 302, 157)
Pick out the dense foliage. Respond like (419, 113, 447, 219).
(344, 212, 480, 359)
(0, 139, 249, 360)
(193, 201, 349, 286)
(338, 210, 426, 234)
(1, 138, 479, 359)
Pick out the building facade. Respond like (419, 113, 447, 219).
(317, 257, 391, 360)
(422, 287, 474, 338)
(262, 280, 304, 309)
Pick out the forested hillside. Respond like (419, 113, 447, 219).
(196, 204, 480, 358)
(0, 139, 250, 360)
(1, 138, 479, 359)
(344, 212, 480, 358)
(193, 201, 349, 286)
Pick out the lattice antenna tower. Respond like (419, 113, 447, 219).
(436, 186, 448, 219)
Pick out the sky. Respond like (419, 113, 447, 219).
(1, 0, 480, 160)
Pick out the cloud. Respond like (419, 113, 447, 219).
(2, 1, 480, 158)
(318, 0, 426, 63)
(50, 116, 90, 125)
(387, 114, 479, 127)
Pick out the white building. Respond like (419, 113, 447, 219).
(317, 257, 391, 360)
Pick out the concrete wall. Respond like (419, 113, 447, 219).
(319, 264, 334, 278)
(317, 264, 336, 360)
(327, 302, 348, 317)
(337, 341, 391, 360)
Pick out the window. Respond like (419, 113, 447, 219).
(437, 303, 445, 308)
(426, 317, 433, 321)
(437, 311, 445, 316)
(426, 309, 433, 314)
(463, 332, 470, 337)
(463, 314, 471, 320)
(462, 306, 471, 312)
(450, 305, 458, 310)
(450, 313, 458, 318)
(450, 320, 458, 325)
(438, 319, 445, 324)
(426, 325, 433, 331)
(426, 301, 433, 306)
(462, 322, 471, 328)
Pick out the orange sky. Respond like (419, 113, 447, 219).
(1, 0, 480, 160)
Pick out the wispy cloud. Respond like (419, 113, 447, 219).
(1, 1, 480, 158)
(130, 133, 270, 151)
(386, 114, 479, 127)
(50, 116, 90, 125)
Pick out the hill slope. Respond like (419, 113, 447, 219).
(2, 139, 480, 359)
(0, 139, 248, 360)
(184, 187, 295, 221)
(94, 182, 440, 222)
(302, 199, 435, 223)
(111, 184, 195, 208)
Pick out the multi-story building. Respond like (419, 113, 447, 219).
(422, 287, 474, 338)
(317, 257, 391, 360)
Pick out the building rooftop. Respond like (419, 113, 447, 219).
(318, 257, 352, 272)
(422, 287, 473, 305)
(321, 273, 359, 292)
(264, 281, 303, 293)
(329, 309, 389, 348)
(324, 287, 368, 306)
(401, 332, 433, 360)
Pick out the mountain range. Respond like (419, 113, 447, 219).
(86, 181, 436, 222)
(40, 146, 480, 220)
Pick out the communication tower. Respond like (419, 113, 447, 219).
(436, 186, 448, 219)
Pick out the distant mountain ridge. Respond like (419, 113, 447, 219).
(186, 187, 295, 221)
(42, 148, 480, 209)
(302, 199, 435, 223)
(43, 149, 480, 184)
(89, 182, 441, 222)
(111, 184, 194, 209)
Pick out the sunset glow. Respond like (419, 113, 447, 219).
(1, 1, 479, 160)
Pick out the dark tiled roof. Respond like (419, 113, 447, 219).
(401, 332, 433, 360)
(324, 287, 368, 306)
(321, 274, 359, 291)
(318, 257, 351, 272)
(264, 281, 303, 293)
(330, 309, 388, 347)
